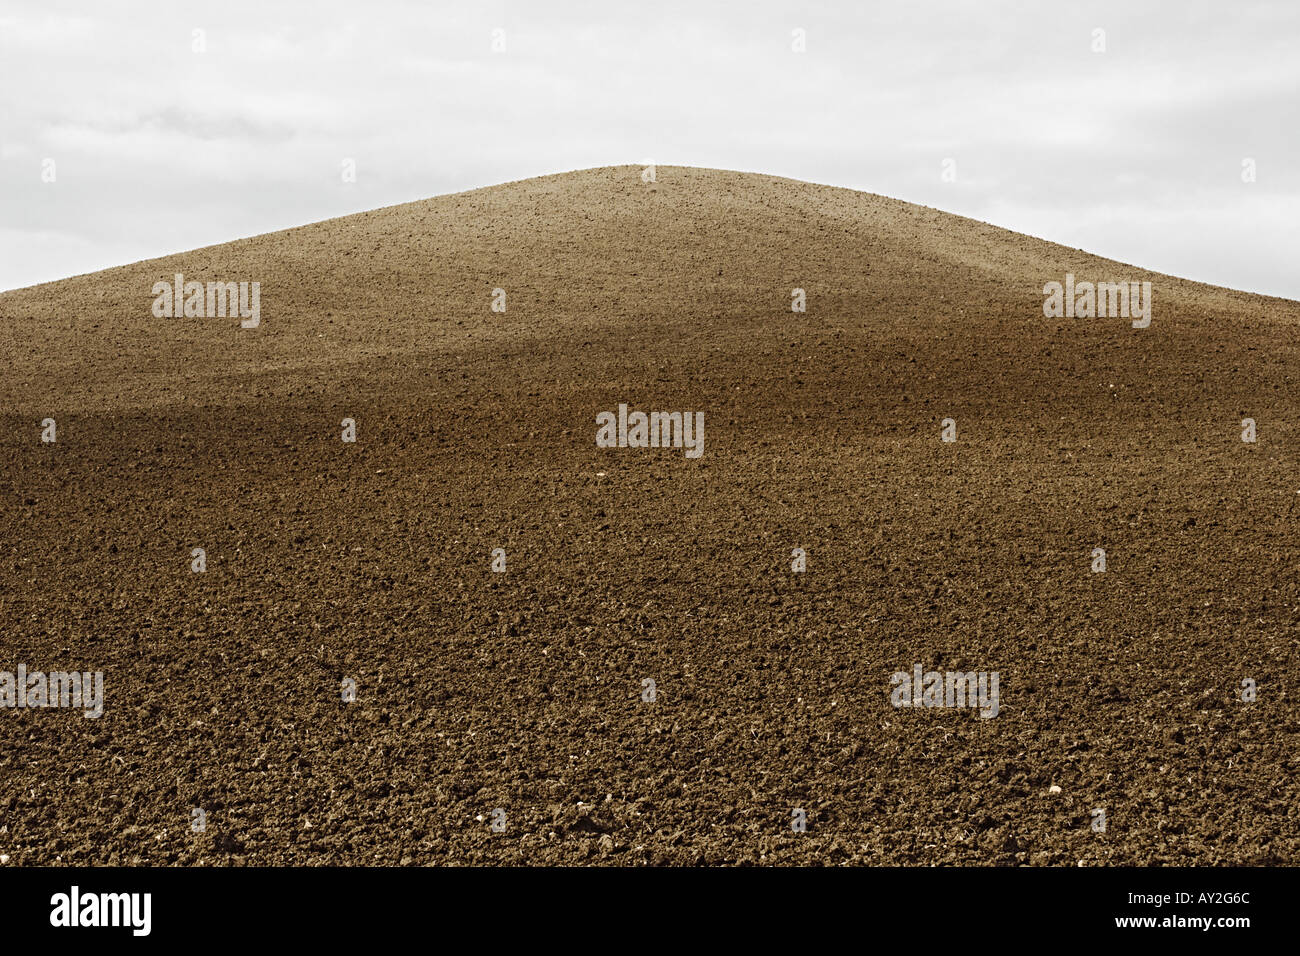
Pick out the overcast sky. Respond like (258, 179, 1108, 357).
(2, 0, 1296, 297)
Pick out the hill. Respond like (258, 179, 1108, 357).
(0, 166, 1296, 864)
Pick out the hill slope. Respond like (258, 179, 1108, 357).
(0, 166, 1296, 865)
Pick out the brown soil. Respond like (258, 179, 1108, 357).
(0, 165, 1297, 865)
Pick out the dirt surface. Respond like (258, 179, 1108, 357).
(0, 165, 1297, 865)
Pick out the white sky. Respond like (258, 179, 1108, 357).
(2, 0, 1297, 298)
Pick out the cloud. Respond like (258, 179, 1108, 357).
(1, 0, 1296, 298)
